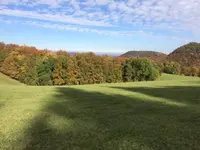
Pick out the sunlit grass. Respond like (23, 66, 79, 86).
(0, 72, 23, 85)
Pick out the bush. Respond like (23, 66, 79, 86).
(123, 58, 160, 82)
(154, 63, 164, 75)
(198, 68, 200, 77)
(182, 67, 191, 76)
(163, 62, 180, 75)
(191, 67, 198, 76)
(182, 66, 198, 76)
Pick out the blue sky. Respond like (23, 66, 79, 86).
(0, 0, 200, 54)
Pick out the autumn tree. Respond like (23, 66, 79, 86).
(52, 51, 69, 85)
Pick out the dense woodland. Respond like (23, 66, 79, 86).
(167, 42, 200, 76)
(168, 42, 200, 67)
(0, 42, 200, 85)
(0, 42, 160, 85)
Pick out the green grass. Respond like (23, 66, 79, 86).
(159, 73, 200, 81)
(0, 72, 23, 85)
(1, 74, 200, 150)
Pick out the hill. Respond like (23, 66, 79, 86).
(0, 72, 23, 85)
(121, 50, 167, 62)
(168, 42, 200, 67)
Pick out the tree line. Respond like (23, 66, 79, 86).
(0, 42, 160, 85)
(1, 42, 199, 85)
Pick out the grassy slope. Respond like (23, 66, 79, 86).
(0, 72, 23, 85)
(1, 74, 200, 150)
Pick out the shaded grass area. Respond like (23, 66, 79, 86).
(21, 87, 200, 149)
(111, 86, 200, 105)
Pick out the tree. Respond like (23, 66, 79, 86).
(36, 55, 56, 85)
(52, 51, 69, 85)
(1, 49, 21, 79)
(123, 58, 160, 82)
(122, 60, 133, 82)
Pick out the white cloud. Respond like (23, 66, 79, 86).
(0, 17, 191, 43)
(95, 0, 109, 6)
(0, 0, 20, 5)
(20, 20, 143, 37)
(0, 8, 112, 27)
(0, 0, 200, 34)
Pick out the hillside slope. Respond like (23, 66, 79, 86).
(168, 42, 200, 67)
(0, 72, 23, 85)
(121, 50, 167, 62)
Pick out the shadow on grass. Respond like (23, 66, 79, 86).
(111, 86, 200, 105)
(23, 87, 200, 150)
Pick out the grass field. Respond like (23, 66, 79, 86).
(1, 73, 200, 150)
(0, 72, 23, 85)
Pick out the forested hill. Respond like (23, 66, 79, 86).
(121, 51, 167, 62)
(167, 42, 200, 67)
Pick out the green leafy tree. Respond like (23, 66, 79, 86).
(36, 56, 56, 85)
(123, 58, 160, 82)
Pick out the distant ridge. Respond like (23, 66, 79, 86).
(167, 42, 200, 67)
(68, 51, 121, 56)
(121, 42, 200, 67)
(121, 50, 167, 62)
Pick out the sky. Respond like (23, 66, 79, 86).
(0, 0, 200, 54)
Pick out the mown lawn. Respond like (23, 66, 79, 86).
(0, 72, 23, 85)
(0, 74, 200, 150)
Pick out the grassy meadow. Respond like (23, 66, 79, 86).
(1, 73, 200, 149)
(0, 73, 23, 85)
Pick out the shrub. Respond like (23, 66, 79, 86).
(154, 63, 164, 75)
(198, 68, 200, 77)
(182, 66, 198, 76)
(182, 67, 191, 76)
(191, 67, 198, 76)
(163, 62, 181, 75)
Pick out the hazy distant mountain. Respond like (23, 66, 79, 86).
(167, 42, 200, 67)
(95, 52, 121, 56)
(121, 50, 167, 62)
(68, 51, 121, 56)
